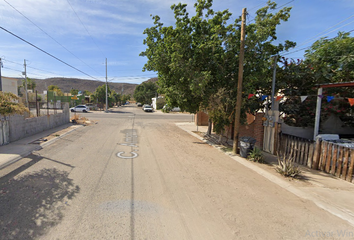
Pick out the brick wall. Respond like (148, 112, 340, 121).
(222, 113, 265, 149)
(239, 113, 264, 149)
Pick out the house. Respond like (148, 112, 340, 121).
(1, 77, 18, 95)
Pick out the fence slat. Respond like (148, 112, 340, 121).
(284, 135, 289, 156)
(330, 145, 338, 175)
(342, 148, 350, 180)
(346, 149, 354, 182)
(336, 146, 344, 178)
(299, 141, 305, 165)
(290, 136, 295, 160)
(325, 143, 333, 173)
(295, 138, 300, 163)
(307, 143, 314, 168)
(312, 139, 321, 170)
(320, 141, 328, 171)
(303, 142, 309, 166)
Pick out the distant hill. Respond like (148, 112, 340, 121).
(14, 76, 159, 96)
(16, 77, 139, 96)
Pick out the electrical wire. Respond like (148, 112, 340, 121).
(281, 20, 354, 57)
(66, 0, 106, 58)
(2, 0, 101, 75)
(0, 26, 100, 80)
(296, 14, 354, 48)
(247, 0, 295, 23)
(2, 57, 157, 83)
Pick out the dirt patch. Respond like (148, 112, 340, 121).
(71, 114, 97, 126)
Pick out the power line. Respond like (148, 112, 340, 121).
(0, 26, 100, 80)
(281, 21, 354, 57)
(2, 0, 101, 75)
(289, 15, 354, 52)
(247, 0, 295, 23)
(66, 0, 105, 58)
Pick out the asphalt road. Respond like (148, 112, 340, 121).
(1, 104, 353, 240)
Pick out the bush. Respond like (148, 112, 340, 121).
(156, 98, 166, 109)
(276, 154, 301, 178)
(247, 147, 264, 162)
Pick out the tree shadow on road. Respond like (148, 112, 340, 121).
(0, 168, 80, 240)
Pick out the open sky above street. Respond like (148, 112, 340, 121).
(0, 0, 353, 84)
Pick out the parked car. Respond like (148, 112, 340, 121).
(142, 104, 153, 112)
(70, 105, 89, 112)
(137, 102, 142, 107)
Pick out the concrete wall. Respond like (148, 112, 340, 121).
(7, 103, 70, 142)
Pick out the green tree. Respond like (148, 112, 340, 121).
(141, 0, 295, 133)
(93, 85, 111, 105)
(140, 0, 232, 113)
(156, 97, 166, 109)
(278, 32, 354, 127)
(70, 89, 79, 96)
(22, 77, 36, 91)
(304, 32, 354, 84)
(48, 85, 64, 96)
(83, 90, 91, 96)
(133, 82, 158, 104)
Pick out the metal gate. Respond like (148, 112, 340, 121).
(263, 110, 279, 154)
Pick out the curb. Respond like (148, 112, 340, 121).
(40, 125, 84, 148)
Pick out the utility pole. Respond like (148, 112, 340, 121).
(232, 8, 247, 155)
(105, 58, 108, 112)
(23, 59, 29, 108)
(0, 58, 3, 92)
(271, 55, 278, 111)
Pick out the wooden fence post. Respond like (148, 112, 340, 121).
(320, 141, 328, 171)
(325, 142, 333, 173)
(330, 145, 338, 175)
(342, 148, 350, 180)
(336, 146, 344, 178)
(346, 149, 354, 182)
(307, 143, 314, 168)
(312, 139, 321, 170)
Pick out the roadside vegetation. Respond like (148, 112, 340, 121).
(276, 154, 302, 178)
(0, 92, 29, 115)
(247, 148, 264, 163)
(138, 0, 354, 136)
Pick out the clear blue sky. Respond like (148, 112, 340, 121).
(0, 0, 353, 85)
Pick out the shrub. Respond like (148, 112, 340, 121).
(247, 147, 264, 162)
(276, 154, 301, 178)
(156, 98, 166, 109)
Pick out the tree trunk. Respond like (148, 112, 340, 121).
(207, 119, 212, 136)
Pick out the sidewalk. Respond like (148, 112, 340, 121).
(0, 123, 83, 170)
(176, 122, 354, 227)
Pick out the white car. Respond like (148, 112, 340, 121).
(142, 104, 153, 112)
(70, 105, 89, 112)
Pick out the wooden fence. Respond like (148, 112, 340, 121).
(278, 133, 354, 183)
